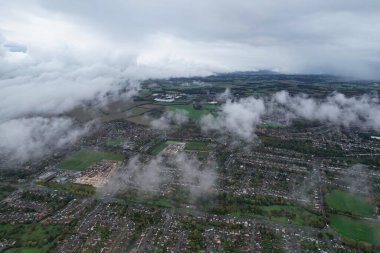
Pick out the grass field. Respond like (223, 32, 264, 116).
(260, 205, 304, 225)
(149, 140, 181, 155)
(228, 204, 323, 228)
(325, 190, 374, 217)
(166, 104, 219, 121)
(330, 215, 380, 245)
(46, 182, 96, 196)
(58, 149, 124, 170)
(257, 205, 324, 227)
(185, 141, 212, 151)
(0, 224, 64, 253)
(106, 138, 123, 147)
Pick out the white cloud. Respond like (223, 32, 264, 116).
(272, 91, 380, 130)
(200, 97, 266, 141)
(201, 91, 380, 142)
(0, 117, 90, 163)
(1, 0, 380, 82)
(100, 153, 216, 198)
(1, 0, 380, 162)
(150, 110, 189, 130)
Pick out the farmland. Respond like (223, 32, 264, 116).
(329, 215, 380, 245)
(185, 141, 212, 151)
(58, 149, 124, 170)
(325, 190, 374, 217)
(166, 103, 219, 121)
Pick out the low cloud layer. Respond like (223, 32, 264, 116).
(200, 97, 266, 141)
(150, 110, 189, 130)
(1, 0, 380, 163)
(271, 91, 380, 130)
(174, 153, 217, 197)
(0, 117, 91, 163)
(200, 90, 380, 142)
(100, 153, 216, 198)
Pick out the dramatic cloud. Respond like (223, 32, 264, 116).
(150, 110, 189, 130)
(271, 91, 380, 130)
(0, 64, 140, 122)
(0, 117, 90, 163)
(200, 97, 265, 141)
(200, 90, 380, 142)
(1, 1, 380, 85)
(100, 153, 217, 198)
(1, 0, 380, 161)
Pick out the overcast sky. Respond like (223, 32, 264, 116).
(1, 0, 380, 163)
(1, 0, 380, 121)
(2, 0, 380, 77)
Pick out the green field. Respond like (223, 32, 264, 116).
(149, 140, 181, 155)
(198, 193, 324, 228)
(0, 224, 64, 253)
(45, 182, 96, 196)
(185, 141, 212, 151)
(330, 215, 380, 245)
(119, 186, 191, 209)
(166, 104, 219, 121)
(58, 149, 124, 170)
(106, 138, 123, 147)
(325, 190, 374, 217)
(260, 205, 304, 225)
(254, 205, 324, 227)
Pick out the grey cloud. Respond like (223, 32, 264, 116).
(122, 155, 165, 193)
(0, 62, 140, 122)
(272, 91, 380, 130)
(1, 0, 380, 79)
(200, 91, 380, 143)
(200, 96, 266, 141)
(100, 153, 216, 198)
(0, 117, 91, 164)
(150, 110, 189, 130)
(1, 0, 380, 163)
(0, 28, 139, 163)
(4, 42, 27, 53)
(173, 153, 216, 197)
(0, 51, 138, 163)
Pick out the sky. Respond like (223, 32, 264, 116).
(1, 0, 380, 163)
(1, 0, 380, 79)
(1, 0, 379, 118)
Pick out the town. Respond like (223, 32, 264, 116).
(1, 74, 380, 252)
